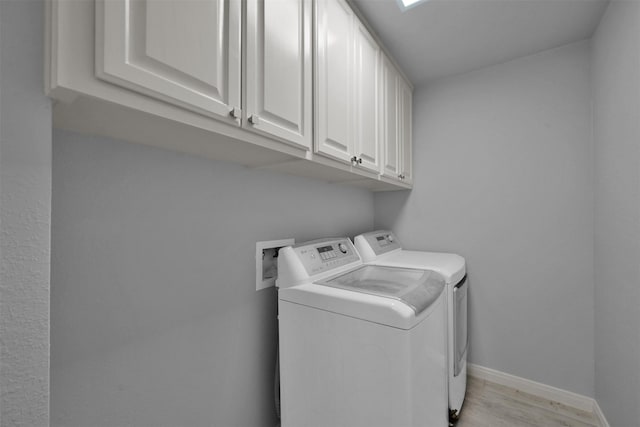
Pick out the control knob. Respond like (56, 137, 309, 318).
(387, 234, 394, 242)
(338, 243, 348, 253)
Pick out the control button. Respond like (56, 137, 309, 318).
(338, 243, 348, 253)
(387, 235, 394, 242)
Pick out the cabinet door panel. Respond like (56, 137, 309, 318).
(246, 0, 312, 149)
(315, 0, 354, 163)
(97, 0, 241, 122)
(381, 55, 400, 179)
(353, 23, 379, 173)
(399, 78, 413, 184)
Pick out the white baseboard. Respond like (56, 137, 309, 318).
(592, 400, 611, 427)
(468, 364, 610, 427)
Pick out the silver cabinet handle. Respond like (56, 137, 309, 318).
(229, 107, 241, 119)
(248, 115, 259, 125)
(351, 156, 358, 165)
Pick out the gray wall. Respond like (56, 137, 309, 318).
(375, 41, 595, 397)
(592, 1, 640, 425)
(0, 1, 52, 426)
(50, 130, 374, 427)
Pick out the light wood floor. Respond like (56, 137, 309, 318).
(457, 376, 600, 427)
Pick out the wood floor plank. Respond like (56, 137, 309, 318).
(457, 377, 599, 427)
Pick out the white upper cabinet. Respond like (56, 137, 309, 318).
(380, 53, 412, 184)
(315, 0, 354, 164)
(48, 0, 411, 190)
(96, 0, 241, 124)
(399, 77, 413, 184)
(315, 0, 380, 173)
(380, 54, 399, 179)
(353, 22, 380, 173)
(245, 0, 313, 150)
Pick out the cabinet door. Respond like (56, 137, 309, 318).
(353, 23, 380, 173)
(380, 54, 400, 179)
(399, 78, 413, 184)
(315, 0, 354, 163)
(246, 0, 312, 150)
(96, 0, 241, 123)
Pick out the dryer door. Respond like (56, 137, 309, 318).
(453, 276, 468, 377)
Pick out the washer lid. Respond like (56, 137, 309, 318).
(318, 265, 445, 316)
(374, 250, 466, 285)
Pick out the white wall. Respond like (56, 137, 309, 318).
(0, 1, 52, 426)
(591, 1, 640, 425)
(50, 130, 374, 427)
(375, 41, 595, 397)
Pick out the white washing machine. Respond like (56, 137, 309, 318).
(277, 237, 448, 427)
(354, 230, 468, 423)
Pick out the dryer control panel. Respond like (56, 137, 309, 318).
(292, 238, 360, 277)
(357, 230, 402, 257)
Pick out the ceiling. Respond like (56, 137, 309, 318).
(352, 0, 608, 86)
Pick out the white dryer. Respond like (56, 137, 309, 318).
(354, 230, 468, 423)
(277, 237, 448, 427)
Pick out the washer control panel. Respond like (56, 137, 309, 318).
(293, 238, 360, 277)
